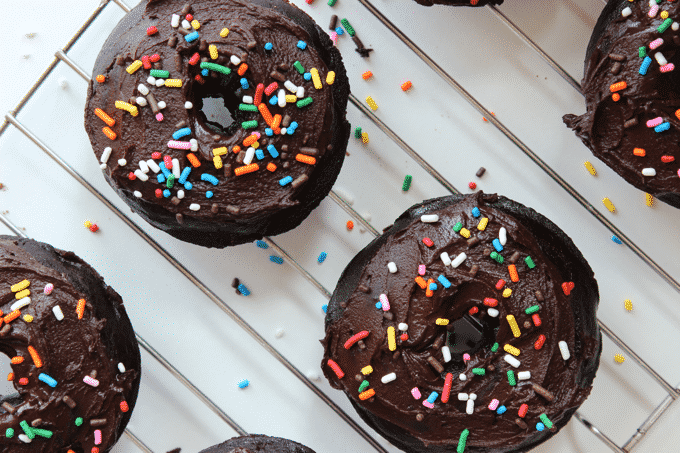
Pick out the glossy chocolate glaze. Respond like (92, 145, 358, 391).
(564, 0, 680, 208)
(322, 193, 600, 453)
(85, 0, 350, 247)
(0, 236, 140, 452)
(199, 435, 316, 453)
(412, 0, 503, 7)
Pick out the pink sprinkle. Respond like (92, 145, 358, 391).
(44, 283, 54, 295)
(411, 387, 421, 399)
(646, 117, 663, 128)
(649, 38, 663, 50)
(379, 294, 390, 311)
(488, 399, 500, 410)
(83, 376, 100, 387)
(94, 429, 102, 445)
(330, 32, 338, 45)
(418, 264, 426, 276)
(649, 5, 659, 18)
(253, 132, 261, 138)
(163, 155, 173, 169)
(422, 400, 434, 409)
(463, 353, 471, 362)
(156, 112, 164, 122)
(167, 140, 192, 150)
(660, 63, 675, 73)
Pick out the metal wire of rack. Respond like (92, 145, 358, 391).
(0, 0, 678, 452)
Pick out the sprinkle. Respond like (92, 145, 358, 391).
(200, 173, 219, 185)
(609, 81, 627, 92)
(655, 122, 671, 133)
(94, 108, 115, 127)
(624, 299, 633, 311)
(436, 318, 449, 326)
(457, 429, 469, 453)
(359, 389, 375, 400)
(185, 31, 199, 42)
(660, 63, 675, 73)
(438, 275, 451, 288)
(94, 429, 102, 445)
(361, 365, 373, 375)
(11, 297, 31, 312)
(296, 97, 313, 108)
(402, 175, 412, 191)
(357, 380, 370, 393)
(422, 237, 434, 247)
(22, 315, 33, 322)
(506, 315, 521, 338)
(507, 370, 516, 386)
(584, 161, 597, 175)
(381, 373, 396, 384)
(120, 401, 129, 412)
(3, 310, 20, 323)
(387, 326, 397, 351)
(504, 354, 520, 368)
(602, 197, 616, 213)
(539, 414, 554, 429)
(126, 60, 143, 74)
(237, 284, 250, 296)
(472, 368, 486, 376)
(238, 379, 250, 389)
(621, 6, 632, 17)
(477, 218, 488, 231)
(502, 288, 512, 298)
(497, 405, 507, 415)
(614, 354, 625, 364)
(39, 373, 57, 388)
(639, 56, 652, 75)
(365, 96, 378, 110)
(421, 214, 439, 223)
(114, 100, 138, 117)
(558, 341, 570, 360)
(487, 308, 499, 317)
(460, 228, 471, 239)
(504, 344, 520, 356)
(508, 265, 519, 282)
(344, 331, 370, 349)
(328, 359, 344, 379)
(488, 399, 500, 411)
(442, 346, 452, 362)
(518, 371, 531, 381)
(96, 74, 106, 83)
(341, 18, 356, 36)
(220, 28, 230, 37)
(451, 253, 467, 268)
(269, 255, 284, 264)
(658, 18, 673, 33)
(83, 375, 99, 387)
(415, 276, 427, 289)
(401, 81, 412, 91)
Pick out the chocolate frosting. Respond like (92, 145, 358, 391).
(85, 0, 350, 247)
(199, 435, 316, 453)
(0, 236, 140, 452)
(412, 0, 503, 7)
(564, 0, 680, 208)
(322, 193, 600, 453)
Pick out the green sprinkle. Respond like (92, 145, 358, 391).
(639, 46, 646, 59)
(456, 429, 469, 453)
(453, 221, 463, 232)
(296, 97, 313, 108)
(166, 174, 175, 189)
(490, 251, 504, 264)
(328, 0, 337, 5)
(355, 127, 363, 138)
(539, 413, 554, 429)
(149, 69, 170, 78)
(358, 380, 370, 393)
(402, 175, 412, 192)
(507, 370, 516, 386)
(241, 120, 259, 129)
(293, 61, 305, 74)
(5, 428, 14, 438)
(525, 256, 536, 269)
(32, 428, 53, 439)
(19, 420, 34, 439)
(75, 417, 84, 427)
(490, 342, 499, 352)
(525, 305, 540, 315)
(340, 18, 355, 37)
(472, 368, 486, 376)
(199, 62, 232, 75)
(658, 18, 673, 33)
(238, 104, 259, 112)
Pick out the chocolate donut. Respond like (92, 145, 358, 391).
(322, 193, 601, 453)
(199, 434, 317, 452)
(564, 0, 680, 208)
(0, 236, 141, 452)
(85, 0, 350, 247)
(412, 0, 503, 8)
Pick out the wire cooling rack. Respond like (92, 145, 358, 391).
(2, 0, 680, 451)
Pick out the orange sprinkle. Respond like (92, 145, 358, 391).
(612, 93, 621, 102)
(77, 298, 86, 320)
(362, 71, 373, 80)
(102, 127, 117, 140)
(266, 162, 277, 172)
(296, 154, 317, 165)
(272, 127, 281, 135)
(508, 264, 519, 282)
(415, 276, 427, 289)
(237, 63, 248, 76)
(401, 81, 412, 91)
(346, 220, 354, 230)
(10, 357, 24, 365)
(234, 163, 259, 176)
(425, 278, 435, 297)
(187, 153, 201, 167)
(94, 108, 115, 127)
(3, 310, 20, 323)
(272, 114, 282, 130)
(18, 377, 28, 386)
(633, 148, 646, 157)
(28, 346, 42, 368)
(258, 103, 273, 126)
(243, 134, 258, 147)
(609, 81, 627, 92)
(676, 109, 680, 121)
(359, 388, 376, 400)
(7, 372, 14, 381)
(120, 400, 130, 412)
(232, 145, 241, 154)
(95, 75, 106, 83)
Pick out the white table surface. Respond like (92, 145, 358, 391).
(1, 0, 680, 452)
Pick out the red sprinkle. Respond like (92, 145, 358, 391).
(92, 448, 100, 453)
(534, 334, 546, 350)
(264, 82, 279, 96)
(89, 224, 99, 233)
(146, 26, 158, 36)
(468, 182, 477, 190)
(120, 401, 129, 412)
(194, 74, 205, 84)
(561, 281, 575, 296)
(469, 306, 479, 315)
(141, 55, 151, 70)
(189, 53, 200, 65)
(163, 155, 173, 169)
(155, 189, 163, 198)
(346, 220, 354, 230)
(254, 83, 265, 105)
(495, 279, 506, 290)
(483, 298, 498, 307)
(128, 172, 136, 180)
(327, 359, 344, 379)
(518, 403, 529, 418)
(150, 54, 161, 62)
(422, 237, 434, 247)
(344, 330, 370, 349)
(18, 377, 29, 386)
(151, 152, 162, 159)
(441, 373, 453, 403)
(661, 155, 675, 163)
(532, 313, 542, 327)
(185, 13, 193, 21)
(305, 0, 314, 4)
(400, 333, 409, 341)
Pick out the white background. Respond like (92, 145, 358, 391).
(1, 0, 680, 452)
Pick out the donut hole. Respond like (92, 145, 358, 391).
(194, 74, 249, 136)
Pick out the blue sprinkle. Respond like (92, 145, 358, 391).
(269, 95, 278, 106)
(437, 275, 451, 288)
(471, 207, 481, 218)
(639, 56, 652, 75)
(267, 144, 279, 158)
(428, 282, 437, 291)
(287, 122, 298, 135)
(492, 238, 503, 252)
(157, 173, 166, 183)
(238, 379, 250, 389)
(255, 149, 265, 160)
(496, 405, 507, 415)
(237, 283, 250, 296)
(240, 78, 249, 90)
(303, 72, 312, 81)
(265, 128, 274, 136)
(201, 68, 209, 77)
(297, 40, 307, 50)
(201, 173, 219, 185)
(270, 255, 284, 264)
(655, 122, 670, 133)
(426, 391, 439, 404)
(184, 181, 193, 190)
(178, 167, 192, 184)
(279, 176, 293, 186)
(611, 235, 623, 244)
(256, 240, 269, 249)
(335, 26, 344, 35)
(536, 423, 545, 432)
(163, 189, 171, 198)
(264, 42, 273, 51)
(322, 304, 328, 313)
(159, 162, 172, 178)
(39, 373, 58, 388)
(185, 31, 199, 42)
(172, 127, 192, 140)
(375, 302, 382, 309)
(318, 251, 328, 263)
(206, 191, 213, 198)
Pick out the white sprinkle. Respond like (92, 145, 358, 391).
(242, 95, 253, 104)
(440, 252, 451, 266)
(487, 308, 499, 317)
(441, 346, 451, 363)
(157, 100, 167, 109)
(185, 101, 194, 109)
(518, 371, 531, 381)
(147, 76, 156, 85)
(655, 52, 668, 66)
(189, 203, 201, 211)
(466, 398, 475, 414)
(177, 190, 185, 199)
(146, 159, 160, 173)
(559, 341, 571, 360)
(136, 96, 148, 107)
(306, 370, 321, 381)
(421, 214, 439, 223)
(296, 86, 305, 99)
(284, 80, 298, 93)
(58, 77, 68, 89)
(230, 55, 241, 66)
(499, 227, 507, 245)
(100, 147, 112, 164)
(642, 168, 657, 177)
(155, 78, 165, 87)
(458, 393, 469, 401)
(280, 127, 287, 135)
(172, 158, 181, 178)
(139, 160, 149, 173)
(469, 393, 477, 401)
(118, 158, 127, 166)
(52, 305, 64, 321)
(118, 362, 126, 373)
(274, 327, 285, 338)
(621, 6, 632, 17)
(451, 252, 467, 268)
(10, 297, 31, 312)
(278, 89, 287, 108)
(190, 138, 198, 151)
(398, 323, 408, 331)
(134, 170, 149, 181)
(381, 372, 397, 384)
(171, 14, 180, 28)
(673, 22, 680, 31)
(137, 84, 149, 95)
(244, 147, 255, 165)
(133, 191, 142, 198)
(182, 19, 191, 29)
(459, 373, 467, 381)
(387, 262, 398, 273)
(504, 354, 521, 368)
(100, 163, 107, 170)
(18, 434, 31, 443)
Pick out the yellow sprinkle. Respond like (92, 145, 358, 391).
(584, 161, 597, 176)
(459, 228, 471, 239)
(220, 28, 230, 38)
(15, 289, 30, 300)
(310, 68, 323, 90)
(502, 288, 512, 298)
(22, 315, 33, 323)
(114, 100, 139, 117)
(477, 218, 488, 231)
(84, 220, 92, 228)
(387, 326, 396, 351)
(435, 318, 449, 326)
(504, 344, 520, 356)
(366, 96, 378, 110)
(252, 141, 259, 149)
(326, 71, 336, 85)
(624, 299, 633, 311)
(361, 365, 373, 375)
(191, 19, 200, 29)
(661, 11, 669, 19)
(209, 44, 218, 60)
(126, 60, 143, 74)
(213, 156, 223, 169)
(361, 132, 369, 144)
(11, 280, 30, 293)
(213, 147, 228, 156)
(506, 315, 521, 338)
(614, 354, 625, 364)
(645, 193, 654, 207)
(164, 79, 183, 87)
(285, 95, 298, 103)
(602, 197, 616, 213)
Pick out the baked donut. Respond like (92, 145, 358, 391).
(564, 0, 680, 208)
(85, 0, 350, 247)
(199, 434, 317, 453)
(412, 0, 503, 7)
(0, 236, 141, 452)
(321, 193, 601, 453)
